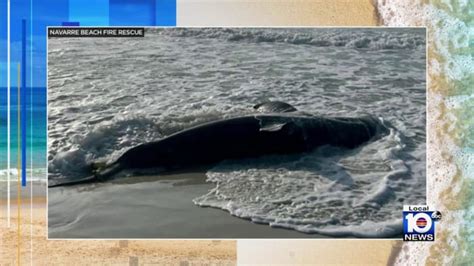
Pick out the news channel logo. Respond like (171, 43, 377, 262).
(403, 205, 441, 241)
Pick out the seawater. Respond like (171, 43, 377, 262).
(48, 28, 426, 237)
(0, 88, 47, 181)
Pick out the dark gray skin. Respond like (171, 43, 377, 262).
(48, 102, 387, 187)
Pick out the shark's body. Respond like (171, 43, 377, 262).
(49, 102, 387, 187)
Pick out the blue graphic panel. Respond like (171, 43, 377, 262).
(62, 22, 80, 26)
(110, 0, 156, 26)
(0, 2, 6, 160)
(156, 0, 176, 26)
(70, 0, 109, 26)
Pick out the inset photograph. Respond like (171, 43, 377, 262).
(48, 28, 426, 238)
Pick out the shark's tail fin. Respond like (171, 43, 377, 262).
(48, 175, 99, 188)
(94, 163, 123, 181)
(48, 163, 123, 188)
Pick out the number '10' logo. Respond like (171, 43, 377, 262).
(405, 212, 433, 233)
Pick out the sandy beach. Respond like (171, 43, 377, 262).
(178, 0, 379, 26)
(238, 239, 402, 265)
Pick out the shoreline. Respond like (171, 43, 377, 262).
(5, 166, 398, 262)
(387, 240, 404, 265)
(48, 172, 331, 239)
(48, 171, 403, 239)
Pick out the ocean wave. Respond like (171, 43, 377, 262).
(48, 110, 242, 179)
(0, 167, 47, 181)
(49, 115, 162, 178)
(194, 126, 417, 237)
(152, 28, 425, 50)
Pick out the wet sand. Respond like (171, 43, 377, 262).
(48, 172, 328, 238)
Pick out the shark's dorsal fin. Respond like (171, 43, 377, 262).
(253, 101, 298, 113)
